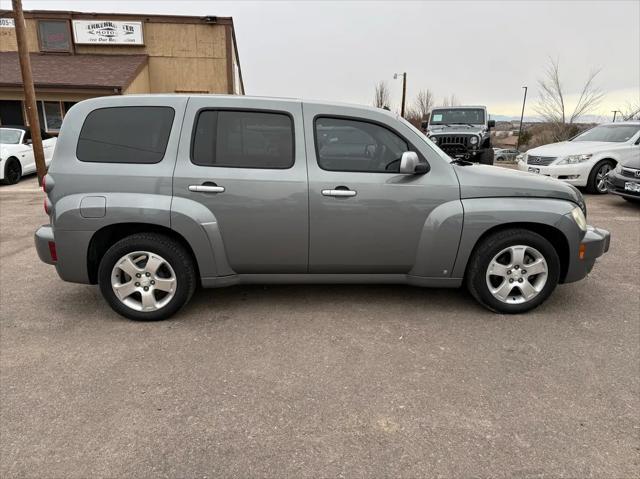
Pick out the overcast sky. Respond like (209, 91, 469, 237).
(6, 0, 640, 118)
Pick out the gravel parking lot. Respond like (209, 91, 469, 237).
(1, 175, 638, 478)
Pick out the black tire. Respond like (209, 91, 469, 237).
(98, 233, 197, 321)
(1, 158, 22, 185)
(585, 159, 615, 194)
(466, 228, 560, 314)
(478, 148, 494, 165)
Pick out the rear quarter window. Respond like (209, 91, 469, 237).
(76, 106, 175, 164)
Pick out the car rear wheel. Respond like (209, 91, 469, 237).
(1, 158, 22, 185)
(98, 233, 197, 321)
(466, 228, 560, 314)
(586, 160, 614, 194)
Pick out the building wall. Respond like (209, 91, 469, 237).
(123, 64, 150, 94)
(0, 16, 234, 94)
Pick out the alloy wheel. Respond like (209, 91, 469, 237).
(6, 161, 21, 184)
(111, 251, 177, 312)
(485, 245, 548, 305)
(596, 163, 612, 193)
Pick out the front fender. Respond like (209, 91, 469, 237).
(452, 197, 582, 278)
(409, 200, 464, 278)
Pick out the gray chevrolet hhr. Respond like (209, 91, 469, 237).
(35, 95, 610, 320)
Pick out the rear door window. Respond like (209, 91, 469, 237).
(191, 110, 294, 169)
(77, 106, 175, 164)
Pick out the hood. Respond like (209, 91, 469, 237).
(429, 125, 484, 135)
(454, 163, 583, 206)
(528, 140, 624, 157)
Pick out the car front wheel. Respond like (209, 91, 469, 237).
(1, 158, 22, 185)
(586, 160, 614, 194)
(466, 229, 560, 314)
(98, 233, 197, 321)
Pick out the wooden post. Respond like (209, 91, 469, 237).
(11, 0, 46, 185)
(400, 72, 407, 119)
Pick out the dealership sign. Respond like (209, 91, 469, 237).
(72, 20, 144, 45)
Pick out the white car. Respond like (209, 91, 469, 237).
(0, 126, 56, 185)
(517, 121, 640, 193)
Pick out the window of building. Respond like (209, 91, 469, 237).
(314, 117, 409, 173)
(37, 20, 72, 52)
(0, 100, 24, 125)
(37, 101, 63, 131)
(77, 106, 175, 164)
(192, 110, 294, 169)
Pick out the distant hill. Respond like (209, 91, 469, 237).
(489, 114, 609, 123)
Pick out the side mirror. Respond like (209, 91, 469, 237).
(25, 139, 33, 145)
(399, 151, 429, 174)
(487, 120, 496, 128)
(420, 120, 429, 130)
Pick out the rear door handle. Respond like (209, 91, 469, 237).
(321, 189, 357, 198)
(188, 184, 225, 193)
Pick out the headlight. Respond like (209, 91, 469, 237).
(469, 136, 479, 145)
(558, 154, 592, 165)
(430, 136, 438, 144)
(570, 206, 587, 231)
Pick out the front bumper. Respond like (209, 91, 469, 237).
(605, 172, 640, 199)
(34, 225, 56, 265)
(563, 226, 610, 283)
(516, 160, 590, 187)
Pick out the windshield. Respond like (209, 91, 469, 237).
(430, 108, 485, 125)
(572, 124, 640, 142)
(0, 129, 22, 144)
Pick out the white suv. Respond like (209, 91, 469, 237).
(517, 121, 640, 193)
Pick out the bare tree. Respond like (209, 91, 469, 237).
(414, 89, 435, 120)
(535, 58, 604, 140)
(373, 81, 391, 109)
(620, 101, 640, 121)
(403, 106, 423, 127)
(440, 94, 459, 107)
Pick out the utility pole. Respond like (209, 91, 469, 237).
(394, 72, 407, 118)
(516, 85, 527, 151)
(612, 110, 619, 122)
(12, 0, 46, 185)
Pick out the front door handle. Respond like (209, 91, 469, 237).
(321, 188, 357, 198)
(188, 184, 225, 193)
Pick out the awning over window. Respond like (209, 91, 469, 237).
(0, 52, 148, 91)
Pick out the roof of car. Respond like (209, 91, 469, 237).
(0, 125, 28, 130)
(80, 94, 403, 119)
(602, 121, 640, 125)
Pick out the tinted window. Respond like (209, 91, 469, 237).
(38, 20, 71, 52)
(315, 117, 409, 172)
(77, 107, 174, 164)
(192, 110, 294, 168)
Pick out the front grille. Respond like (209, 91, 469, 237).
(621, 166, 640, 178)
(527, 155, 557, 166)
(433, 135, 470, 147)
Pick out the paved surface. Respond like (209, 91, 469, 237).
(1, 175, 639, 478)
